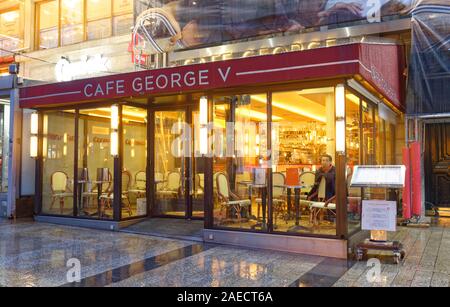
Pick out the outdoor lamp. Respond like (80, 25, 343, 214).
(111, 104, 119, 130)
(30, 112, 39, 158)
(110, 131, 119, 157)
(110, 105, 119, 157)
(335, 84, 346, 153)
(199, 96, 208, 155)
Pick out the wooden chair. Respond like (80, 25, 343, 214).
(157, 171, 181, 198)
(100, 170, 133, 216)
(50, 171, 73, 215)
(309, 177, 336, 226)
(216, 172, 251, 226)
(195, 173, 204, 198)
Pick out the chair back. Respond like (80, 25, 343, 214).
(122, 170, 131, 192)
(299, 171, 316, 194)
(317, 176, 327, 200)
(195, 173, 204, 190)
(166, 171, 181, 191)
(51, 171, 68, 193)
(135, 171, 146, 190)
(216, 172, 229, 200)
(272, 172, 285, 198)
(155, 172, 164, 190)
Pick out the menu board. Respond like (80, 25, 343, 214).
(362, 200, 397, 232)
(350, 165, 406, 188)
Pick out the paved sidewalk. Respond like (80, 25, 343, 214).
(1, 218, 450, 287)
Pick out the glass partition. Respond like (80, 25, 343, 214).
(346, 92, 362, 234)
(271, 87, 336, 235)
(123, 106, 147, 218)
(77, 108, 114, 219)
(192, 109, 205, 218)
(0, 103, 10, 192)
(42, 110, 75, 216)
(154, 110, 186, 217)
(213, 94, 269, 231)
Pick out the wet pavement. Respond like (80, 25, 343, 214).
(1, 218, 450, 287)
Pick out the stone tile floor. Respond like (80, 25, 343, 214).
(1, 217, 450, 287)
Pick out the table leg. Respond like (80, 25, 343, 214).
(295, 188, 300, 226)
(287, 188, 292, 217)
(97, 183, 102, 218)
(262, 188, 267, 229)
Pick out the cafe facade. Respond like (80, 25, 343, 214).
(19, 40, 406, 259)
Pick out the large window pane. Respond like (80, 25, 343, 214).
(346, 93, 362, 234)
(113, 0, 133, 35)
(0, 104, 10, 192)
(113, 13, 133, 36)
(213, 95, 269, 231)
(38, 1, 58, 49)
(362, 101, 375, 165)
(154, 110, 186, 216)
(87, 19, 112, 40)
(271, 87, 336, 235)
(123, 106, 147, 218)
(42, 111, 75, 216)
(87, 0, 112, 40)
(77, 108, 114, 220)
(61, 0, 84, 45)
(192, 110, 204, 218)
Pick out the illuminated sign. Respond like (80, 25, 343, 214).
(55, 54, 111, 82)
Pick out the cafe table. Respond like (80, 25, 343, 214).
(284, 184, 311, 232)
(238, 181, 268, 230)
(77, 179, 112, 218)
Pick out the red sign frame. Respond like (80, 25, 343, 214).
(19, 43, 405, 111)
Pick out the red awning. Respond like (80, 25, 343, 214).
(19, 43, 405, 110)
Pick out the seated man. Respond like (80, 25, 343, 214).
(307, 154, 336, 202)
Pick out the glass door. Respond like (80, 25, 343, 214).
(154, 109, 187, 217)
(152, 107, 204, 219)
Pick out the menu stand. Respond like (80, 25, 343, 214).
(352, 165, 407, 264)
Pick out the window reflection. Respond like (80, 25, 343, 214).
(346, 93, 362, 234)
(42, 111, 75, 216)
(213, 94, 269, 231)
(271, 88, 336, 235)
(77, 108, 114, 219)
(123, 105, 148, 218)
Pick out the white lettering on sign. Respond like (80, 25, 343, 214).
(82, 69, 223, 98)
(55, 55, 111, 82)
(218, 67, 231, 82)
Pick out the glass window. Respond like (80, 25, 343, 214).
(0, 103, 10, 192)
(376, 116, 386, 165)
(123, 106, 147, 218)
(61, 0, 84, 45)
(87, 0, 112, 40)
(386, 122, 395, 164)
(154, 110, 186, 217)
(192, 109, 205, 218)
(271, 87, 336, 235)
(0, 9, 22, 56)
(346, 93, 362, 234)
(77, 108, 114, 219)
(37, 0, 133, 49)
(362, 101, 375, 165)
(213, 94, 269, 231)
(38, 1, 59, 49)
(87, 18, 112, 41)
(112, 0, 133, 36)
(42, 111, 75, 216)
